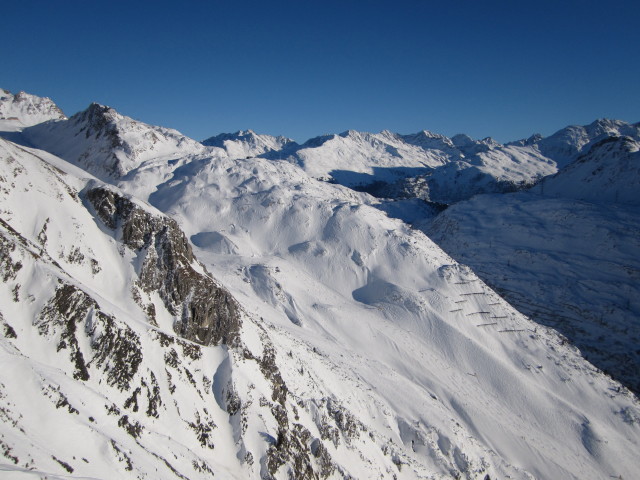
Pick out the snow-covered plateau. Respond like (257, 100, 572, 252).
(0, 89, 638, 480)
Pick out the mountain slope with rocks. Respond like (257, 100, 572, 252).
(0, 89, 639, 480)
(20, 103, 221, 181)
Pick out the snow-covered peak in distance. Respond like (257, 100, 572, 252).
(269, 129, 453, 183)
(399, 130, 458, 153)
(0, 88, 66, 130)
(534, 118, 640, 167)
(22, 102, 217, 181)
(506, 133, 544, 147)
(533, 134, 640, 205)
(202, 129, 296, 159)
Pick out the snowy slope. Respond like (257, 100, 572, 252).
(119, 137, 640, 479)
(428, 136, 640, 393)
(532, 135, 640, 205)
(1, 92, 639, 479)
(0, 89, 66, 131)
(534, 118, 640, 167)
(429, 192, 640, 394)
(21, 103, 222, 181)
(202, 130, 296, 159)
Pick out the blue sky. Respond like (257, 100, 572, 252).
(3, 0, 639, 143)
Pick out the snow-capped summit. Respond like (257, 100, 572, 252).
(506, 133, 544, 147)
(0, 88, 66, 130)
(400, 130, 458, 153)
(535, 118, 640, 167)
(534, 134, 640, 205)
(22, 102, 212, 180)
(202, 129, 295, 159)
(450, 133, 500, 156)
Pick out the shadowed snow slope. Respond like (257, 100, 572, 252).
(532, 135, 640, 205)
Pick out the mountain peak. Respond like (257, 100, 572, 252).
(400, 130, 455, 150)
(0, 88, 66, 128)
(202, 129, 295, 159)
(22, 102, 206, 180)
(2, 88, 640, 480)
(536, 118, 640, 167)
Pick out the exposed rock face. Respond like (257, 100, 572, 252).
(74, 103, 123, 148)
(86, 185, 241, 346)
(37, 283, 143, 390)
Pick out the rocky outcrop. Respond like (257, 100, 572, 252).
(86, 185, 240, 346)
(73, 103, 123, 148)
(37, 283, 143, 390)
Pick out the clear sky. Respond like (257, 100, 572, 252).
(3, 0, 639, 143)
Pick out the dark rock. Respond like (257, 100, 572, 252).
(0, 231, 23, 282)
(86, 186, 241, 346)
(37, 284, 92, 381)
(118, 415, 143, 439)
(37, 282, 143, 390)
(52, 456, 74, 474)
(86, 308, 142, 391)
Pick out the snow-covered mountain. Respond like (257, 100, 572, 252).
(208, 119, 639, 207)
(534, 118, 640, 168)
(202, 130, 296, 159)
(0, 89, 66, 130)
(21, 103, 219, 181)
(1, 89, 640, 480)
(428, 134, 640, 393)
(219, 128, 556, 205)
(532, 134, 640, 205)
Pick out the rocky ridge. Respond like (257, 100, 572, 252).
(21, 102, 216, 181)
